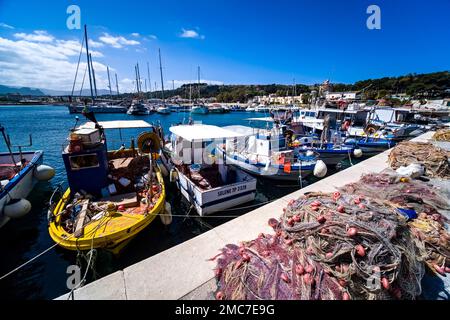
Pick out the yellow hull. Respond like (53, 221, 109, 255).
(48, 169, 165, 255)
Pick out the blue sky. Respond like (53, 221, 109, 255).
(0, 0, 449, 92)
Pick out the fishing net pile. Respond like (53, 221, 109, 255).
(340, 173, 450, 275)
(433, 129, 450, 142)
(388, 141, 450, 178)
(213, 191, 425, 300)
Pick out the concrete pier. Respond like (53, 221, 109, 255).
(56, 131, 449, 300)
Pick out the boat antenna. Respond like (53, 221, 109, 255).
(158, 48, 166, 106)
(72, 116, 80, 131)
(84, 25, 94, 103)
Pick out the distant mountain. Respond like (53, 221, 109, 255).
(0, 84, 113, 96)
(0, 84, 45, 96)
(40, 88, 112, 96)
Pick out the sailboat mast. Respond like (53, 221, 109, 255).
(134, 65, 140, 93)
(197, 66, 201, 101)
(115, 73, 120, 96)
(158, 48, 165, 104)
(107, 66, 112, 98)
(147, 62, 151, 96)
(89, 53, 98, 98)
(136, 62, 142, 93)
(84, 25, 94, 102)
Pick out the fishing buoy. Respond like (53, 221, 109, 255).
(158, 163, 169, 177)
(34, 165, 55, 181)
(313, 160, 327, 178)
(4, 198, 32, 219)
(160, 202, 173, 225)
(169, 169, 178, 182)
(353, 149, 363, 158)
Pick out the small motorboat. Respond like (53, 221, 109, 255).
(0, 124, 55, 228)
(48, 119, 166, 254)
(191, 105, 209, 115)
(344, 136, 398, 156)
(217, 125, 322, 181)
(290, 134, 361, 166)
(127, 102, 150, 115)
(156, 105, 171, 114)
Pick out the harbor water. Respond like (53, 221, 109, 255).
(0, 105, 352, 300)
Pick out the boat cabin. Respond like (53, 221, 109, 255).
(62, 120, 158, 198)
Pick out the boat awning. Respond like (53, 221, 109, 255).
(245, 117, 274, 122)
(78, 120, 153, 130)
(169, 124, 245, 141)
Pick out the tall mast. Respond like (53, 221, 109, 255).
(147, 62, 151, 96)
(189, 84, 192, 104)
(172, 80, 175, 91)
(158, 48, 165, 105)
(107, 66, 112, 98)
(89, 53, 98, 98)
(144, 79, 148, 92)
(136, 62, 142, 93)
(134, 65, 139, 93)
(84, 25, 94, 102)
(197, 66, 201, 101)
(115, 73, 120, 96)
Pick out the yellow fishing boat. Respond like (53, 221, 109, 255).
(48, 120, 168, 255)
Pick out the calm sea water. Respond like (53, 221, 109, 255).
(0, 105, 344, 300)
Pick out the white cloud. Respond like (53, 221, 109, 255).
(88, 39, 104, 48)
(0, 22, 14, 29)
(143, 34, 158, 41)
(14, 30, 54, 42)
(179, 28, 205, 40)
(0, 33, 108, 91)
(131, 32, 140, 37)
(98, 32, 140, 48)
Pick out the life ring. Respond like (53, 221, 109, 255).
(137, 132, 161, 154)
(364, 124, 378, 135)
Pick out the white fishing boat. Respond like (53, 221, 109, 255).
(255, 105, 271, 113)
(245, 106, 256, 112)
(127, 102, 150, 115)
(217, 125, 322, 181)
(0, 125, 55, 228)
(161, 124, 257, 216)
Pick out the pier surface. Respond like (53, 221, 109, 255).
(56, 131, 450, 300)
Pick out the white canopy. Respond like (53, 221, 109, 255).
(78, 120, 152, 130)
(245, 117, 274, 122)
(169, 124, 245, 142)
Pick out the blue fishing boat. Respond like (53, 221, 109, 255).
(344, 137, 398, 156)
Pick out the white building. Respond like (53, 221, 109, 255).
(253, 94, 305, 104)
(325, 92, 361, 101)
